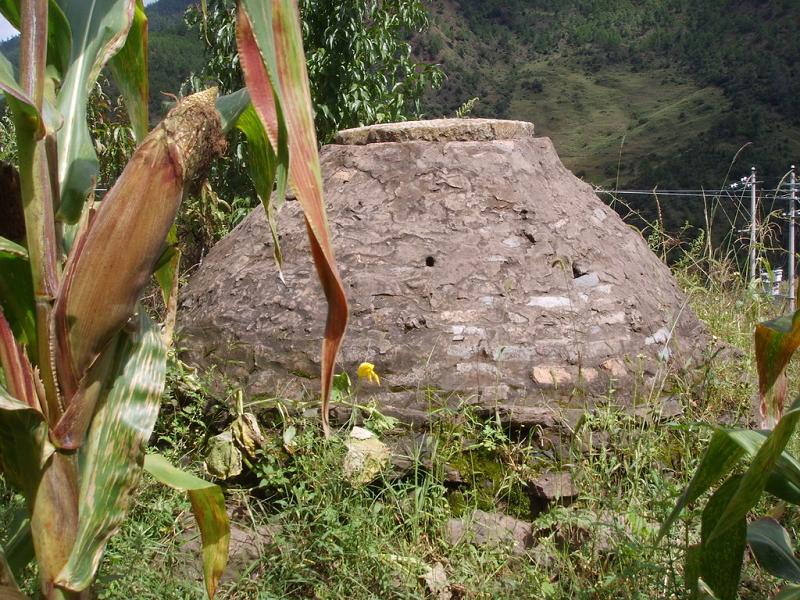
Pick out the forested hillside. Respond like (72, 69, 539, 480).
(416, 0, 800, 229)
(2, 0, 797, 230)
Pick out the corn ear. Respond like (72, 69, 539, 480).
(53, 88, 225, 397)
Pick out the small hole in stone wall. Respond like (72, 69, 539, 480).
(572, 263, 587, 278)
(425, 256, 436, 267)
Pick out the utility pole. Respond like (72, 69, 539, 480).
(791, 166, 797, 312)
(750, 166, 757, 283)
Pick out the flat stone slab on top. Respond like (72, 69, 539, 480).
(334, 118, 536, 145)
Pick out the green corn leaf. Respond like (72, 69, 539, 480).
(755, 310, 800, 426)
(236, 103, 283, 271)
(699, 474, 746, 600)
(0, 52, 41, 136)
(153, 227, 179, 301)
(725, 429, 800, 504)
(0, 386, 52, 498)
(776, 586, 800, 600)
(153, 226, 180, 346)
(0, 542, 27, 600)
(216, 88, 250, 134)
(658, 429, 746, 541)
(0, 0, 72, 78)
(3, 510, 34, 584)
(748, 518, 800, 583)
(108, 0, 148, 142)
(0, 238, 27, 259)
(684, 543, 701, 599)
(709, 397, 800, 544)
(55, 310, 165, 592)
(238, 0, 348, 437)
(766, 472, 800, 506)
(45, 0, 72, 78)
(658, 425, 800, 539)
(54, 0, 136, 223)
(143, 453, 229, 599)
(0, 238, 36, 357)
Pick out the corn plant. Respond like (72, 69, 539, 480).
(0, 1, 347, 598)
(658, 312, 800, 599)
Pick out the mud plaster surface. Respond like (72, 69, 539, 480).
(177, 119, 708, 422)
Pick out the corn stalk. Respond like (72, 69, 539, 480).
(0, 0, 348, 597)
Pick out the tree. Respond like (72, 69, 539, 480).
(187, 0, 443, 144)
(0, 0, 347, 597)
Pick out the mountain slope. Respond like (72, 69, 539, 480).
(417, 0, 800, 229)
(2, 0, 798, 233)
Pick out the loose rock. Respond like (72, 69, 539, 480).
(446, 510, 533, 555)
(420, 562, 452, 600)
(528, 471, 580, 517)
(343, 427, 391, 485)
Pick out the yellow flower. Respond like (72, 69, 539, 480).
(356, 362, 380, 385)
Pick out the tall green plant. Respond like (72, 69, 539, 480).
(189, 0, 443, 144)
(0, 0, 348, 598)
(181, 0, 443, 225)
(659, 311, 800, 599)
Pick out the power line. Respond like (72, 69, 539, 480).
(597, 189, 785, 197)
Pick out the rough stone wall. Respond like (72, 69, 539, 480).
(177, 119, 708, 423)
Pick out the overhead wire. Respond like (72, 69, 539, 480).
(596, 189, 786, 197)
(595, 178, 799, 260)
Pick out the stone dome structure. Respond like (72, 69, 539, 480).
(177, 119, 708, 424)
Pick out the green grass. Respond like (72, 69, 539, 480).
(79, 406, 756, 598)
(509, 62, 728, 186)
(85, 271, 788, 597)
(2, 235, 796, 599)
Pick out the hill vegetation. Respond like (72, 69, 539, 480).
(2, 0, 798, 230)
(419, 0, 800, 187)
(4, 3, 800, 598)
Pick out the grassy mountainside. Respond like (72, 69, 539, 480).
(2, 0, 799, 231)
(417, 0, 800, 230)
